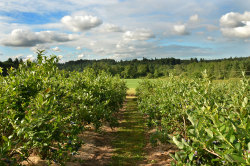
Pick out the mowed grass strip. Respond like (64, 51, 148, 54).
(111, 97, 146, 165)
(124, 79, 157, 96)
(124, 79, 142, 89)
(124, 79, 142, 96)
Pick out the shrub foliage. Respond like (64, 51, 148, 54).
(137, 71, 249, 165)
(0, 51, 127, 165)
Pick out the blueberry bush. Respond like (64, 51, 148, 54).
(0, 50, 127, 165)
(137, 71, 249, 165)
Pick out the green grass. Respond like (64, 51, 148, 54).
(124, 78, 242, 90)
(111, 97, 146, 165)
(124, 79, 156, 95)
(123, 79, 142, 89)
(123, 79, 142, 96)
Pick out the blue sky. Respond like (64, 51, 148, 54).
(0, 0, 250, 62)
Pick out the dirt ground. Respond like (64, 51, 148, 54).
(140, 129, 177, 166)
(21, 124, 116, 166)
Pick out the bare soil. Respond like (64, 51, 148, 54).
(139, 128, 177, 166)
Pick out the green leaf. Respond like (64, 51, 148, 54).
(173, 136, 184, 149)
(169, 153, 176, 160)
(188, 129, 195, 135)
(205, 128, 213, 137)
(212, 114, 219, 125)
(188, 152, 194, 161)
(225, 154, 234, 163)
(231, 154, 246, 163)
(229, 135, 235, 143)
(175, 153, 181, 161)
(220, 125, 226, 132)
(181, 138, 190, 147)
(187, 114, 196, 126)
(235, 143, 241, 151)
(244, 97, 248, 104)
(242, 97, 248, 107)
(2, 136, 8, 142)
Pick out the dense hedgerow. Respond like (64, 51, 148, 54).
(137, 72, 249, 165)
(0, 51, 127, 165)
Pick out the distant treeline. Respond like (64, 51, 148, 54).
(1, 56, 249, 79)
(58, 57, 250, 79)
(0, 58, 23, 76)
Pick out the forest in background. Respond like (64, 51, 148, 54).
(1, 56, 249, 79)
(59, 56, 250, 79)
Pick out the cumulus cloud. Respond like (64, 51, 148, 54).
(78, 53, 84, 59)
(76, 46, 82, 50)
(30, 44, 51, 53)
(1, 29, 75, 47)
(58, 55, 63, 59)
(173, 24, 190, 35)
(189, 14, 199, 22)
(220, 11, 250, 38)
(24, 54, 35, 61)
(100, 24, 123, 32)
(221, 26, 250, 38)
(14, 54, 25, 59)
(123, 29, 155, 41)
(220, 12, 249, 27)
(207, 36, 214, 41)
(61, 15, 102, 32)
(52, 46, 61, 52)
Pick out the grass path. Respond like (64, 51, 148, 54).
(110, 96, 146, 165)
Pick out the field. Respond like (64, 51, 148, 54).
(124, 79, 142, 89)
(124, 79, 155, 95)
(124, 79, 142, 95)
(1, 54, 249, 165)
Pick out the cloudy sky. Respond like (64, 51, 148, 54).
(0, 0, 250, 62)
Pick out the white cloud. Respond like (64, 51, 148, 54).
(58, 55, 63, 59)
(14, 54, 24, 59)
(90, 41, 96, 46)
(196, 31, 204, 35)
(220, 12, 249, 28)
(30, 44, 51, 53)
(220, 11, 250, 38)
(221, 26, 250, 38)
(78, 53, 84, 59)
(52, 46, 61, 52)
(123, 29, 155, 41)
(61, 15, 102, 32)
(206, 24, 219, 31)
(173, 24, 190, 35)
(24, 54, 35, 61)
(32, 23, 63, 30)
(1, 29, 75, 47)
(0, 16, 14, 22)
(100, 24, 123, 32)
(189, 14, 199, 22)
(207, 36, 214, 41)
(76, 46, 82, 50)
